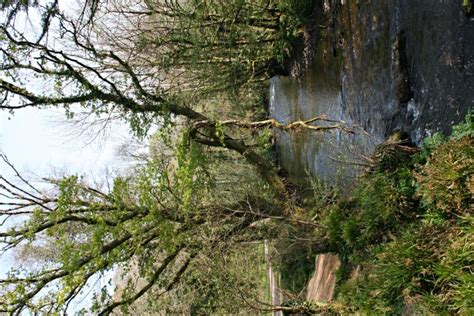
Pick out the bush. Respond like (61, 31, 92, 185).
(335, 112, 474, 314)
(323, 166, 417, 260)
(274, 225, 319, 294)
(451, 110, 474, 140)
(338, 218, 474, 315)
(415, 136, 473, 214)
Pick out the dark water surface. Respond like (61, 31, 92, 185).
(270, 0, 473, 185)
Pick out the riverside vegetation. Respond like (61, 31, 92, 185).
(324, 113, 473, 314)
(0, 0, 473, 314)
(264, 113, 473, 315)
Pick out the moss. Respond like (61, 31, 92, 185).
(463, 0, 472, 14)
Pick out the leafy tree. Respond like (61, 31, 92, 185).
(0, 0, 353, 313)
(138, 0, 288, 93)
(0, 0, 349, 204)
(0, 151, 285, 314)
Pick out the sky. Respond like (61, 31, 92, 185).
(0, 1, 141, 311)
(0, 0, 133, 179)
(0, 105, 133, 312)
(0, 107, 129, 178)
(0, 106, 132, 245)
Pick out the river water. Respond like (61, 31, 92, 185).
(270, 0, 473, 186)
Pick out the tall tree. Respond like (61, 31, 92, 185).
(0, 146, 322, 314)
(0, 0, 345, 204)
(0, 0, 350, 313)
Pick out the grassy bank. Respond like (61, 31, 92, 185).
(275, 112, 473, 314)
(327, 113, 474, 314)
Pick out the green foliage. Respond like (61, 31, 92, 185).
(353, 174, 401, 240)
(276, 240, 316, 294)
(416, 136, 473, 214)
(254, 127, 276, 162)
(463, 0, 472, 14)
(281, 298, 353, 314)
(414, 112, 474, 214)
(274, 0, 317, 64)
(0, 143, 282, 314)
(141, 0, 318, 109)
(0, 0, 320, 313)
(414, 110, 473, 165)
(170, 244, 268, 314)
(174, 131, 213, 213)
(149, 1, 284, 93)
(333, 113, 474, 314)
(305, 176, 340, 219)
(338, 218, 474, 315)
(279, 0, 318, 22)
(451, 110, 474, 139)
(323, 168, 417, 259)
(412, 132, 445, 166)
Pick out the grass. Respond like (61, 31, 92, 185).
(314, 111, 474, 314)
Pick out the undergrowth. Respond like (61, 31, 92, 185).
(320, 111, 473, 314)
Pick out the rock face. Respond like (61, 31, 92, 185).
(270, 1, 473, 187)
(306, 253, 341, 301)
(338, 0, 473, 142)
(270, 0, 473, 304)
(391, 31, 412, 104)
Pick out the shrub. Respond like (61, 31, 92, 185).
(415, 136, 474, 214)
(451, 110, 474, 140)
(308, 113, 474, 314)
(323, 167, 417, 259)
(338, 218, 474, 315)
(334, 112, 473, 313)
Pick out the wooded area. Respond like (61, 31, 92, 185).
(0, 0, 335, 314)
(1, 1, 472, 315)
